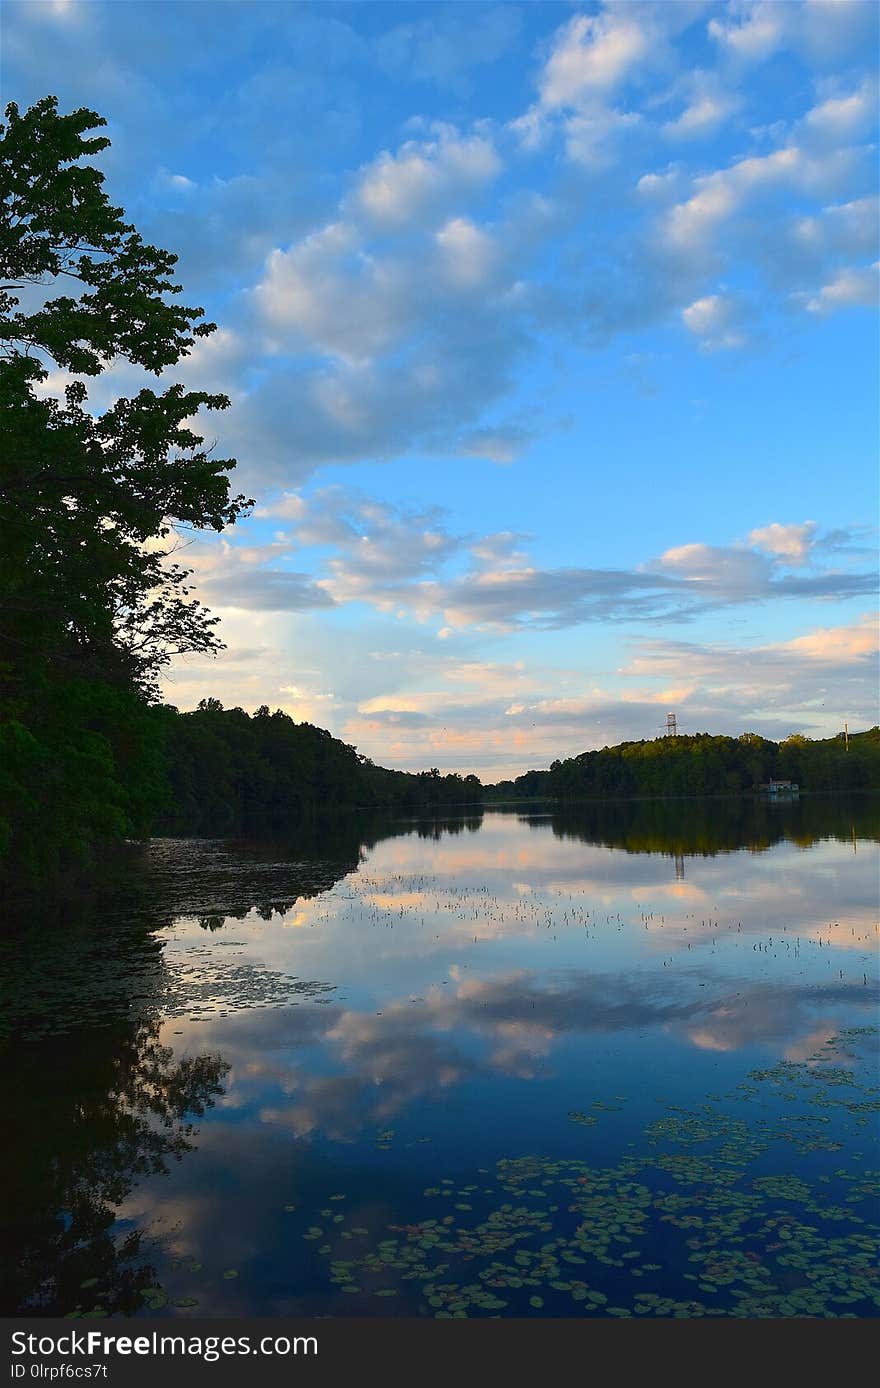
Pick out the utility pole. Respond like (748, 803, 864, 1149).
(844, 723, 849, 751)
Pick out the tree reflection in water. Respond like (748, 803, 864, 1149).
(0, 830, 364, 1317)
(2, 1020, 227, 1315)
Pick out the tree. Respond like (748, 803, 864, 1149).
(0, 97, 251, 878)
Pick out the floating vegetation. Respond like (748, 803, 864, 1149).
(301, 1030, 879, 1320)
(0, 922, 337, 1041)
(161, 947, 337, 1021)
(140, 1288, 168, 1312)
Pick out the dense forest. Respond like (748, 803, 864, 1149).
(154, 700, 482, 836)
(488, 727, 880, 802)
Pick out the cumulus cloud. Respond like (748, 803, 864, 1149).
(203, 120, 545, 482)
(219, 308, 534, 488)
(803, 77, 879, 144)
(663, 144, 865, 255)
(18, 0, 877, 487)
(708, 0, 878, 66)
(352, 126, 501, 228)
(787, 197, 880, 273)
(708, 1, 789, 62)
(166, 534, 336, 614)
(681, 291, 748, 348)
(434, 216, 498, 288)
(749, 521, 818, 561)
(253, 222, 416, 364)
(538, 11, 651, 106)
(510, 5, 669, 168)
(781, 613, 879, 662)
(663, 73, 742, 139)
(801, 260, 880, 314)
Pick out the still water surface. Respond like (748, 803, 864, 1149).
(3, 798, 878, 1318)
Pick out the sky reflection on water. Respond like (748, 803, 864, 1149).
(4, 800, 878, 1317)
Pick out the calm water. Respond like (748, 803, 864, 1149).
(2, 798, 878, 1319)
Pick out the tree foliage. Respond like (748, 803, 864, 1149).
(488, 727, 880, 801)
(155, 701, 484, 836)
(0, 97, 250, 877)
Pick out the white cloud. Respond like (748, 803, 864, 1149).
(157, 170, 196, 192)
(168, 534, 335, 614)
(163, 500, 877, 775)
(681, 292, 747, 348)
(435, 216, 497, 289)
(782, 613, 878, 661)
(802, 260, 879, 314)
(709, 1, 877, 66)
(664, 93, 737, 139)
(511, 5, 676, 168)
(453, 424, 536, 464)
(749, 521, 818, 561)
(652, 540, 770, 591)
(615, 615, 879, 736)
(253, 492, 307, 522)
(562, 106, 642, 168)
(298, 507, 876, 633)
(353, 126, 501, 228)
(253, 222, 415, 364)
(708, 1, 786, 61)
(663, 72, 742, 140)
(538, 12, 650, 106)
(804, 78, 879, 143)
(182, 503, 876, 640)
(791, 197, 880, 264)
(664, 144, 863, 253)
(637, 168, 684, 199)
(20, 0, 82, 25)
(21, 0, 875, 495)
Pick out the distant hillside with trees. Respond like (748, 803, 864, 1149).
(487, 728, 880, 801)
(153, 701, 482, 836)
(155, 712, 880, 841)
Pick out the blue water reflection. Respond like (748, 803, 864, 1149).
(3, 799, 877, 1317)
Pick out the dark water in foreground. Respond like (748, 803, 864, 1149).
(2, 798, 878, 1319)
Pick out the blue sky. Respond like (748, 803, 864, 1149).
(8, 0, 878, 776)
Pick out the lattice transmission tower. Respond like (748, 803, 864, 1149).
(666, 712, 677, 737)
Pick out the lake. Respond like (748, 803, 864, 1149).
(2, 797, 878, 1319)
